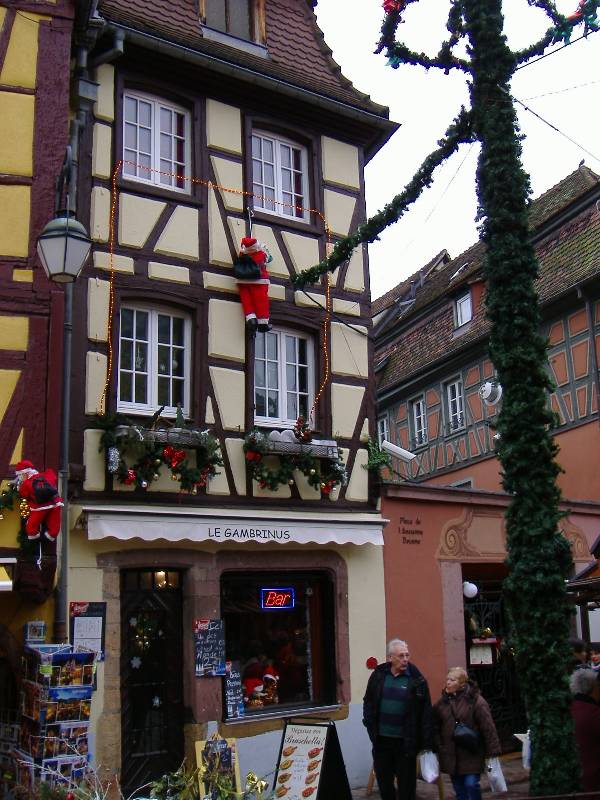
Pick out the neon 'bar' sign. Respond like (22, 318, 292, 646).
(260, 587, 295, 610)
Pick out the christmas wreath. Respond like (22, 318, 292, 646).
(243, 428, 347, 494)
(97, 411, 223, 494)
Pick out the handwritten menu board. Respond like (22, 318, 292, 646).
(194, 619, 226, 676)
(195, 736, 241, 800)
(273, 722, 328, 800)
(224, 661, 244, 719)
(69, 602, 106, 661)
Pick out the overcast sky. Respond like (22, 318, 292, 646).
(314, 0, 600, 300)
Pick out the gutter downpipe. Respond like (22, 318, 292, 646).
(54, 27, 123, 641)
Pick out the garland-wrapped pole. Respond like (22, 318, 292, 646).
(461, 1, 579, 792)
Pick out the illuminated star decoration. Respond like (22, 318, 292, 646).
(131, 656, 142, 669)
(152, 696, 162, 708)
(129, 617, 137, 627)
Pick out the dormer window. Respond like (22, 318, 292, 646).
(203, 0, 252, 40)
(455, 291, 472, 328)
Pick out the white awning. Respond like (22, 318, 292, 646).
(83, 505, 385, 546)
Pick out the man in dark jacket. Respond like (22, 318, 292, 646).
(363, 639, 433, 800)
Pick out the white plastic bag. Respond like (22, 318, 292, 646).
(522, 730, 531, 769)
(486, 757, 507, 793)
(419, 750, 439, 783)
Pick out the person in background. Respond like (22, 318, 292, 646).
(570, 668, 600, 792)
(568, 637, 591, 671)
(362, 639, 433, 800)
(589, 642, 600, 672)
(433, 667, 501, 800)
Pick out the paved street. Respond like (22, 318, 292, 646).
(351, 753, 529, 799)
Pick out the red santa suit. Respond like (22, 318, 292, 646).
(15, 460, 63, 541)
(234, 237, 271, 333)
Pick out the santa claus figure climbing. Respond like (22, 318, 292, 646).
(14, 460, 63, 541)
(234, 237, 271, 334)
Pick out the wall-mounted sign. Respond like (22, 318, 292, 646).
(69, 601, 106, 661)
(260, 587, 295, 610)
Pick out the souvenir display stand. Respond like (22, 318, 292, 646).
(13, 644, 96, 791)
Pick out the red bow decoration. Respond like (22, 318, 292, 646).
(163, 445, 185, 468)
(123, 469, 136, 485)
(245, 450, 262, 462)
(383, 0, 405, 13)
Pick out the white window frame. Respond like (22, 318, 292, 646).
(117, 305, 192, 417)
(122, 91, 191, 193)
(254, 327, 314, 427)
(376, 415, 389, 446)
(411, 397, 428, 447)
(455, 291, 473, 328)
(252, 131, 309, 222)
(446, 379, 465, 432)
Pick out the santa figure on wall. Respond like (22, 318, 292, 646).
(14, 460, 63, 541)
(234, 237, 272, 335)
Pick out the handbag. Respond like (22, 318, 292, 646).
(233, 254, 261, 280)
(453, 720, 481, 753)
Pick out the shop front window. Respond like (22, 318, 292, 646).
(221, 572, 335, 716)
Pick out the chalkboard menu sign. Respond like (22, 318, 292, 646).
(194, 619, 226, 676)
(69, 601, 106, 661)
(195, 736, 241, 800)
(273, 720, 352, 800)
(224, 660, 244, 718)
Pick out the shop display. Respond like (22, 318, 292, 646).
(0, 712, 19, 796)
(14, 644, 96, 790)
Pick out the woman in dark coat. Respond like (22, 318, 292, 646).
(433, 667, 501, 800)
(569, 667, 600, 791)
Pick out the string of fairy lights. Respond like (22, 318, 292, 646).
(99, 161, 334, 425)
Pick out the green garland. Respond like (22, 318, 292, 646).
(243, 430, 347, 494)
(96, 414, 223, 494)
(363, 438, 392, 478)
(293, 108, 473, 287)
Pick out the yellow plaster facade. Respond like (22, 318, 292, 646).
(94, 64, 115, 122)
(343, 447, 369, 502)
(0, 185, 30, 257)
(209, 366, 245, 429)
(208, 299, 246, 362)
(206, 99, 242, 154)
(154, 206, 199, 260)
(93, 251, 134, 273)
(210, 156, 244, 212)
(92, 123, 113, 179)
(83, 429, 105, 492)
(281, 231, 320, 275)
(0, 315, 29, 350)
(331, 322, 369, 378)
(87, 279, 110, 342)
(331, 383, 365, 439)
(344, 247, 366, 293)
(203, 272, 238, 294)
(85, 351, 108, 414)
(0, 92, 34, 175)
(224, 438, 247, 495)
(148, 261, 191, 284)
(118, 193, 166, 248)
(0, 369, 20, 425)
(0, 12, 48, 89)
(321, 137, 360, 191)
(208, 189, 232, 266)
(323, 189, 356, 237)
(90, 187, 111, 242)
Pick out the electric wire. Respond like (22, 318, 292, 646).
(514, 97, 600, 165)
(523, 79, 600, 100)
(515, 28, 599, 71)
(299, 289, 370, 336)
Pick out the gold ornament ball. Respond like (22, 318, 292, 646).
(191, 486, 198, 495)
(153, 473, 160, 481)
(320, 482, 326, 489)
(288, 479, 294, 486)
(171, 473, 179, 481)
(309, 469, 316, 475)
(155, 459, 162, 467)
(481, 627, 493, 638)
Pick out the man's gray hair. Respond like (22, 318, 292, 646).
(569, 668, 597, 696)
(387, 639, 409, 656)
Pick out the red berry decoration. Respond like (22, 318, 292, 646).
(366, 656, 378, 670)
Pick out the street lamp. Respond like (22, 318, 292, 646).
(36, 145, 91, 641)
(36, 212, 91, 283)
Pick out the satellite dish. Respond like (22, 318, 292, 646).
(479, 381, 503, 405)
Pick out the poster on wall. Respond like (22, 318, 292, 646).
(194, 619, 226, 676)
(195, 736, 241, 800)
(273, 720, 351, 800)
(224, 661, 244, 719)
(69, 602, 106, 661)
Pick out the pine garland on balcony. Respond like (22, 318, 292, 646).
(243, 429, 347, 494)
(96, 413, 223, 495)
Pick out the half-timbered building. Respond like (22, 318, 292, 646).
(69, 0, 396, 791)
(0, 0, 76, 720)
(373, 165, 600, 747)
